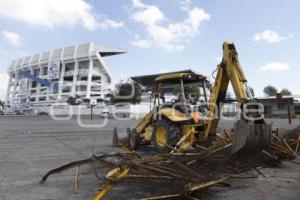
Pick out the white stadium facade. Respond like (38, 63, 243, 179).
(5, 42, 125, 111)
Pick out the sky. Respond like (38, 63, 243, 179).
(0, 0, 299, 100)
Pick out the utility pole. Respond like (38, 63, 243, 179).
(287, 99, 292, 124)
(90, 99, 97, 121)
(90, 104, 94, 121)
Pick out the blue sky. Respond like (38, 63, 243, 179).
(0, 0, 299, 100)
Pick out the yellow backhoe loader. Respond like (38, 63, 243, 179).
(115, 42, 271, 154)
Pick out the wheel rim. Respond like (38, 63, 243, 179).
(156, 127, 167, 147)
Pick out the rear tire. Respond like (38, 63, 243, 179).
(129, 131, 140, 150)
(152, 118, 181, 152)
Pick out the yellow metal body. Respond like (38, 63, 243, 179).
(156, 127, 168, 147)
(178, 125, 197, 149)
(204, 42, 251, 138)
(132, 41, 253, 150)
(158, 108, 190, 122)
(135, 110, 154, 134)
(135, 108, 189, 135)
(143, 125, 153, 141)
(92, 167, 130, 200)
(155, 72, 206, 82)
(135, 107, 193, 149)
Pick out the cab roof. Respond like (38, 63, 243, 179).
(155, 72, 207, 84)
(131, 69, 207, 86)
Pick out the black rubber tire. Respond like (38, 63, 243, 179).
(152, 118, 181, 152)
(128, 131, 140, 150)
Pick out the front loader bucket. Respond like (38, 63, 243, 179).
(231, 119, 272, 155)
(112, 127, 130, 147)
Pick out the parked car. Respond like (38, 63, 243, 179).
(164, 92, 177, 103)
(98, 103, 113, 118)
(37, 111, 49, 115)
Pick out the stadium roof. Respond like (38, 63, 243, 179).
(94, 44, 126, 57)
(8, 42, 126, 71)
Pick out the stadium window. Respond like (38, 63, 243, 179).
(33, 68, 40, 76)
(43, 67, 48, 75)
(32, 81, 37, 88)
(80, 76, 88, 81)
(65, 63, 75, 72)
(39, 97, 46, 101)
(79, 61, 89, 69)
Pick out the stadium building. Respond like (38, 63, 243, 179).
(5, 42, 125, 111)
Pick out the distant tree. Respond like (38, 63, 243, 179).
(249, 87, 255, 97)
(189, 85, 200, 101)
(0, 100, 4, 108)
(174, 85, 181, 95)
(280, 88, 292, 96)
(263, 85, 277, 96)
(67, 96, 77, 105)
(112, 80, 143, 104)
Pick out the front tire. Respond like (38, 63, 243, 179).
(152, 118, 181, 152)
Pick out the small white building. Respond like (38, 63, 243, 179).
(5, 42, 125, 111)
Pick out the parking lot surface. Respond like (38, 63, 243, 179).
(0, 116, 299, 200)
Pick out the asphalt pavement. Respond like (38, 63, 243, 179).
(0, 116, 299, 200)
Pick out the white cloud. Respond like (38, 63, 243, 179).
(179, 0, 191, 11)
(0, 73, 8, 100)
(253, 30, 292, 43)
(259, 62, 290, 72)
(130, 0, 210, 52)
(132, 1, 166, 25)
(2, 30, 23, 46)
(0, 0, 123, 31)
(131, 40, 151, 48)
(132, 0, 147, 9)
(97, 19, 123, 29)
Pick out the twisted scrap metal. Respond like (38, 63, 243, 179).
(40, 130, 300, 200)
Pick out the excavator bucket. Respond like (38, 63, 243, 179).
(231, 119, 272, 155)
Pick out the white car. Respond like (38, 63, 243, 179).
(98, 104, 113, 118)
(164, 93, 177, 103)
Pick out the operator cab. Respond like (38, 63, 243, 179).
(152, 72, 209, 115)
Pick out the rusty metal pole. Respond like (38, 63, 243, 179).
(91, 105, 94, 121)
(287, 99, 291, 124)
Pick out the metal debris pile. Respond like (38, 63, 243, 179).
(40, 130, 300, 200)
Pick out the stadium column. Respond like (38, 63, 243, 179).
(72, 61, 79, 97)
(12, 70, 19, 102)
(86, 57, 93, 99)
(86, 43, 94, 99)
(5, 72, 12, 104)
(58, 62, 66, 100)
(71, 44, 79, 98)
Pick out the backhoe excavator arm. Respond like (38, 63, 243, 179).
(204, 42, 254, 138)
(204, 42, 271, 154)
